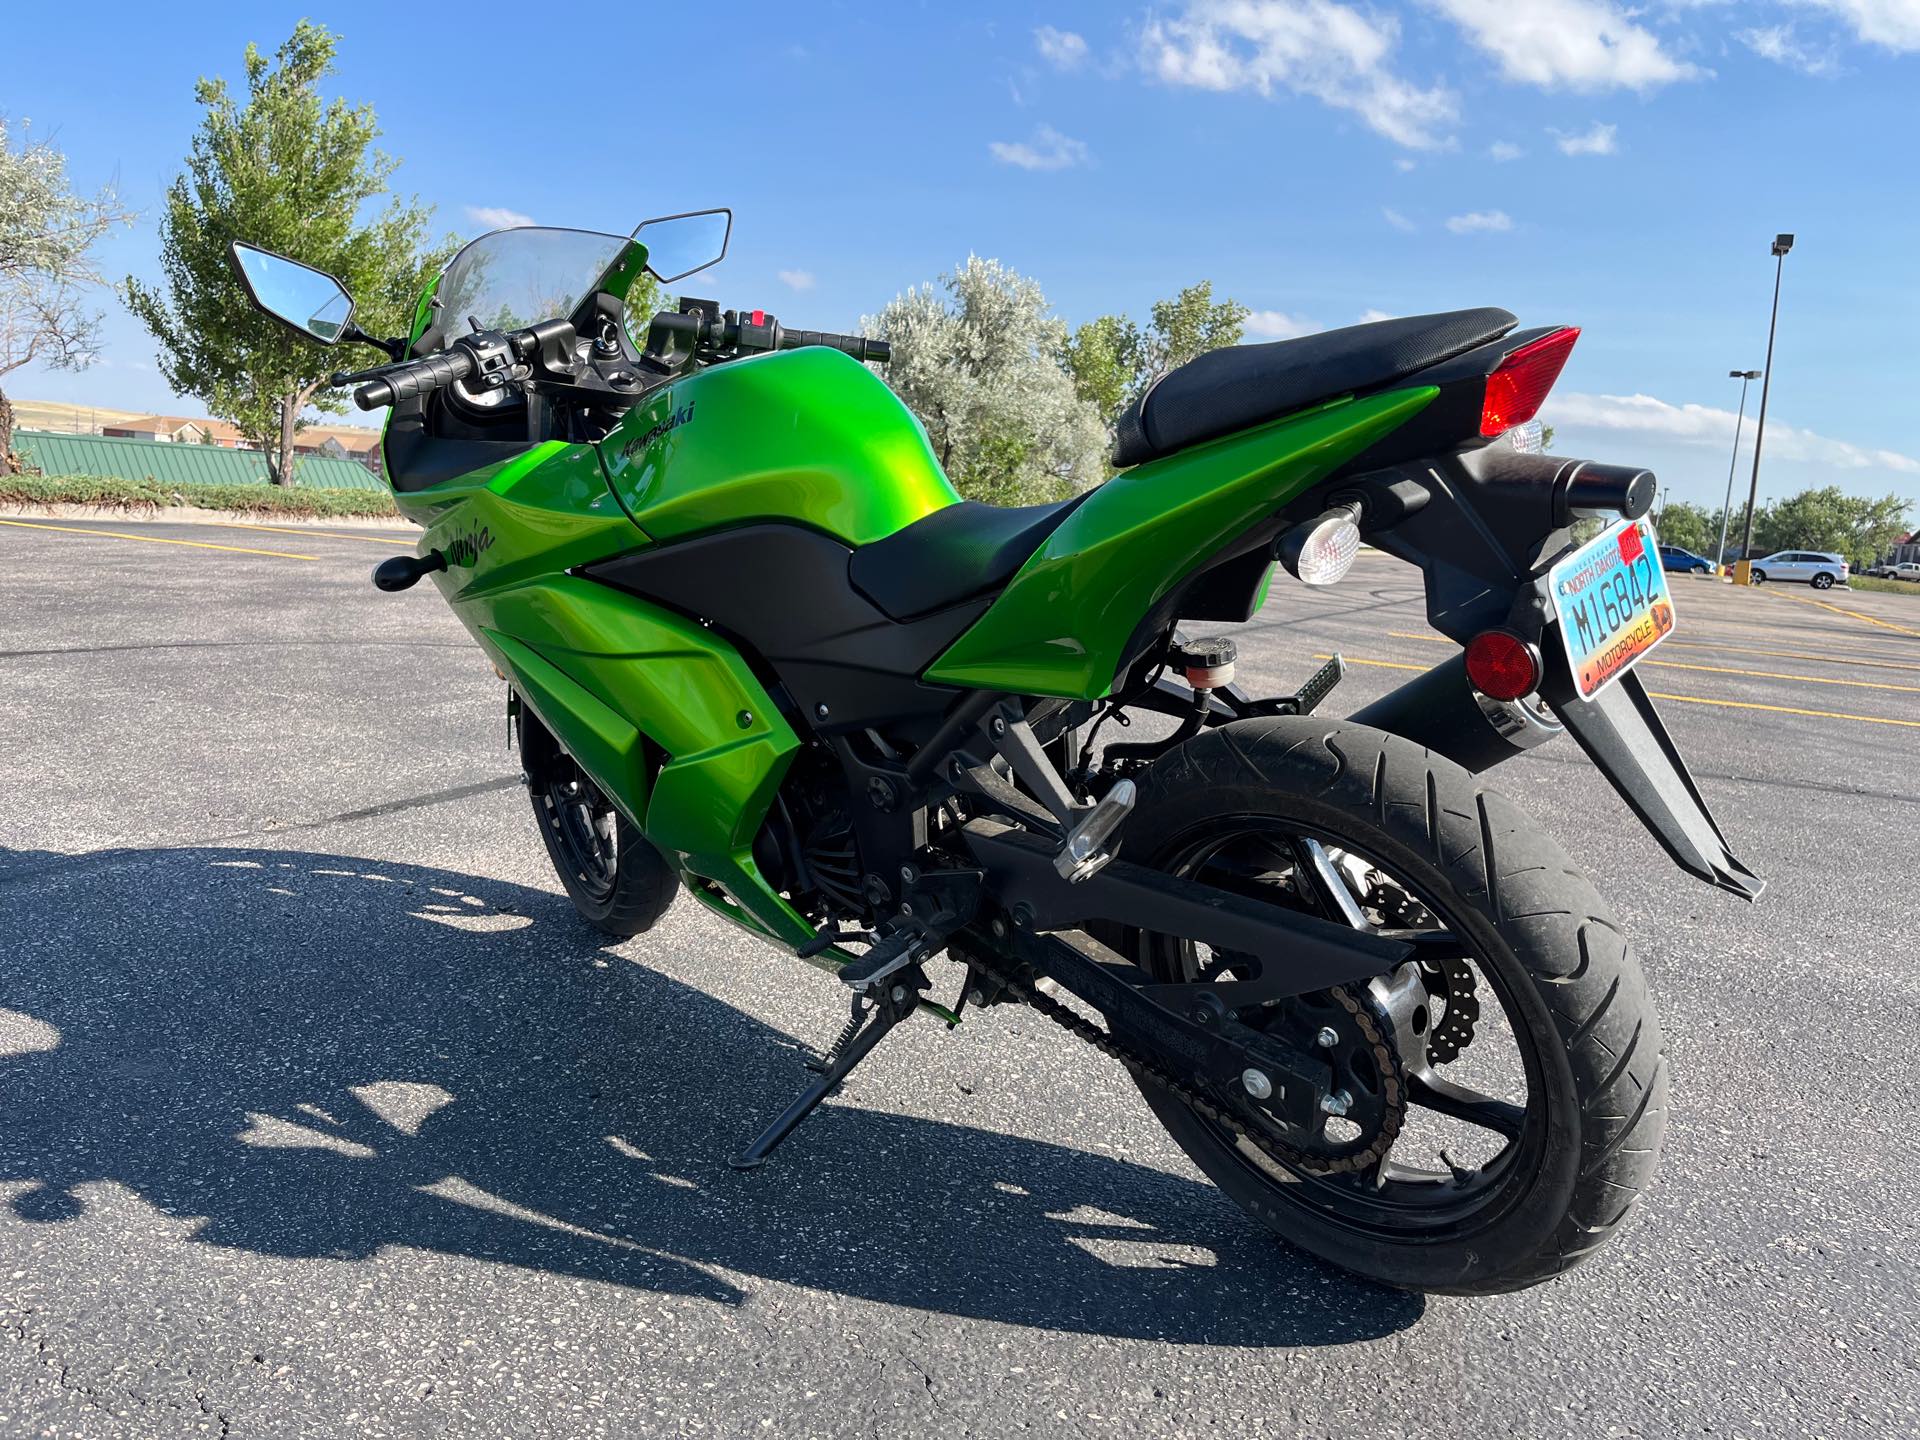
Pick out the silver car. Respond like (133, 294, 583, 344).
(1750, 550, 1849, 589)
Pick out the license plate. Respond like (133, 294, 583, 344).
(1548, 517, 1676, 700)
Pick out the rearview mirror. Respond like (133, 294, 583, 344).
(229, 241, 356, 344)
(632, 209, 732, 284)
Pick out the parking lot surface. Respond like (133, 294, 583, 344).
(2, 517, 1916, 1438)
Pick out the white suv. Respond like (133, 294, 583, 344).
(1750, 550, 1849, 589)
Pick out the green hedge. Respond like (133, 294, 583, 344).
(0, 473, 400, 518)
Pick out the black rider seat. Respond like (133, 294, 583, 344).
(849, 496, 1087, 622)
(1111, 307, 1517, 468)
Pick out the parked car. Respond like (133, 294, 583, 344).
(1884, 561, 1920, 582)
(1658, 544, 1716, 575)
(1749, 550, 1849, 589)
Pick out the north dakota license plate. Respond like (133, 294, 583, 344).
(1549, 517, 1676, 700)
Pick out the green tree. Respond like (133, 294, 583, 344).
(0, 118, 134, 473)
(864, 256, 1108, 505)
(1652, 500, 1715, 556)
(1066, 281, 1250, 433)
(1753, 485, 1913, 569)
(125, 22, 458, 485)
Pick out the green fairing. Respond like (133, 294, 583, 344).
(386, 437, 810, 945)
(927, 388, 1439, 698)
(602, 347, 960, 546)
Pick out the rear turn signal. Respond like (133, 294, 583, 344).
(1464, 629, 1542, 701)
(1481, 327, 1579, 438)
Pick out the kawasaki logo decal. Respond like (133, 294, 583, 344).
(622, 399, 696, 462)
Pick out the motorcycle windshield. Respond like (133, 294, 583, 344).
(429, 226, 630, 345)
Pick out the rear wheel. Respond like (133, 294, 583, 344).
(1113, 718, 1667, 1294)
(522, 719, 677, 937)
(1812, 571, 1835, 590)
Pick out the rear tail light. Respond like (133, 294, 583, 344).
(1464, 629, 1542, 700)
(1481, 327, 1580, 438)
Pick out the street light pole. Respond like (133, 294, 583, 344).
(1734, 234, 1793, 585)
(1716, 368, 1760, 573)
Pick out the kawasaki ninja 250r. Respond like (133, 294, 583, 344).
(230, 210, 1760, 1295)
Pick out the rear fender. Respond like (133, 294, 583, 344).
(1345, 449, 1763, 900)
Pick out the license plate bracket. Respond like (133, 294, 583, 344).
(1548, 517, 1676, 701)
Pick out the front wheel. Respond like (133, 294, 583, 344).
(1750, 568, 1768, 584)
(1113, 718, 1667, 1294)
(521, 716, 678, 937)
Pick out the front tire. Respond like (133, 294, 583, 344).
(1750, 568, 1768, 584)
(521, 716, 677, 937)
(1116, 718, 1667, 1294)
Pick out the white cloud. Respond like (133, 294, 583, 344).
(1141, 1, 1459, 150)
(777, 269, 816, 292)
(1244, 309, 1324, 339)
(1741, 25, 1843, 75)
(1394, 156, 1417, 171)
(1803, 0, 1920, 51)
(988, 124, 1090, 170)
(1546, 391, 1920, 473)
(1489, 139, 1525, 161)
(1382, 206, 1416, 231)
(1036, 25, 1090, 69)
(464, 205, 535, 230)
(1446, 209, 1513, 233)
(1554, 121, 1618, 155)
(1359, 308, 1398, 322)
(1427, 0, 1701, 91)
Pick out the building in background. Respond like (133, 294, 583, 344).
(16, 399, 383, 477)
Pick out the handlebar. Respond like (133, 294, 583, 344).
(332, 307, 889, 412)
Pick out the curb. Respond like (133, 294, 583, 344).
(0, 502, 414, 531)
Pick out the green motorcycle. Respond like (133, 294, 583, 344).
(230, 211, 1759, 1295)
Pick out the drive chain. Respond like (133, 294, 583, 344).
(964, 948, 1407, 1177)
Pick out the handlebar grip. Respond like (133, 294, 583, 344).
(350, 348, 478, 411)
(779, 329, 890, 363)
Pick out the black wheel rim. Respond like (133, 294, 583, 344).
(536, 757, 620, 903)
(1140, 816, 1551, 1242)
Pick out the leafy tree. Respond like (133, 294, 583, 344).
(1066, 281, 1250, 433)
(1752, 485, 1913, 570)
(125, 22, 457, 485)
(0, 118, 135, 473)
(1652, 500, 1715, 556)
(864, 256, 1108, 504)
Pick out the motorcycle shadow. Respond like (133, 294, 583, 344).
(0, 845, 1422, 1346)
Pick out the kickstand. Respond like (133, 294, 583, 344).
(729, 971, 925, 1171)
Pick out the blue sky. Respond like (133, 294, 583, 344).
(9, 0, 1918, 513)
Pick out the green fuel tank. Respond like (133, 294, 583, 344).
(598, 346, 961, 547)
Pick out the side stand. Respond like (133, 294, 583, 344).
(728, 971, 925, 1170)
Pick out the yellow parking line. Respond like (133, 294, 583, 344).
(209, 520, 414, 548)
(1766, 590, 1920, 639)
(1657, 638, 1920, 674)
(0, 518, 316, 561)
(1318, 654, 1920, 730)
(1386, 629, 1920, 687)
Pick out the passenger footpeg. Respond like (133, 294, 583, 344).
(1289, 653, 1345, 715)
(1054, 778, 1137, 883)
(731, 966, 928, 1170)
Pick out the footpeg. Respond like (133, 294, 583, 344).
(837, 932, 922, 993)
(1054, 778, 1136, 882)
(1290, 653, 1345, 715)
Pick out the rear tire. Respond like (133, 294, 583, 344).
(1812, 572, 1835, 590)
(1116, 718, 1667, 1294)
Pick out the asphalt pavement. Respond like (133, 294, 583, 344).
(2, 516, 1916, 1439)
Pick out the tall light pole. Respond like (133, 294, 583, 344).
(1734, 234, 1793, 585)
(1716, 368, 1761, 573)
